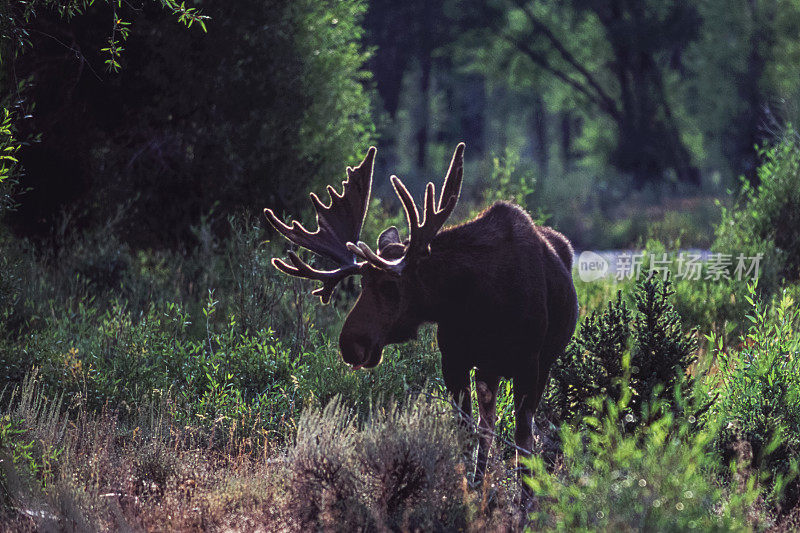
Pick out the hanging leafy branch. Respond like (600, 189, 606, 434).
(0, 0, 209, 71)
(0, 107, 20, 212)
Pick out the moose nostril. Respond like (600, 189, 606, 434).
(350, 345, 365, 365)
(339, 333, 372, 366)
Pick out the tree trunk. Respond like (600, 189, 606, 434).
(597, 0, 701, 187)
(415, 55, 432, 169)
(560, 112, 573, 167)
(530, 94, 549, 175)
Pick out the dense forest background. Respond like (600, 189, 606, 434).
(4, 0, 800, 251)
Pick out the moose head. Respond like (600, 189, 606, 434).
(264, 144, 465, 370)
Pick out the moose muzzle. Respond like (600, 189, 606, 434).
(339, 331, 383, 369)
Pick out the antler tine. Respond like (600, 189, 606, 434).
(423, 182, 436, 226)
(390, 175, 420, 238)
(346, 241, 403, 275)
(271, 251, 360, 304)
(440, 142, 465, 212)
(265, 209, 316, 246)
(422, 143, 465, 241)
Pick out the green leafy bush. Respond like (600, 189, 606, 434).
(0, 210, 445, 448)
(631, 274, 698, 411)
(714, 127, 800, 292)
(710, 283, 800, 507)
(526, 389, 763, 532)
(1, 285, 302, 438)
(0, 108, 19, 213)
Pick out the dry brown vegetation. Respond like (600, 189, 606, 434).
(1, 377, 525, 531)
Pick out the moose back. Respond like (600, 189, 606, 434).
(265, 144, 578, 484)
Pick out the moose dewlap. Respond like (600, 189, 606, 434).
(264, 143, 578, 491)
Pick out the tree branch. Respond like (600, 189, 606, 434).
(511, 0, 620, 119)
(499, 33, 615, 117)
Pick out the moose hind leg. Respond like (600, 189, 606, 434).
(513, 370, 548, 503)
(474, 370, 500, 485)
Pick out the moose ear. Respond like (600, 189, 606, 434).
(379, 242, 406, 260)
(377, 226, 405, 260)
(377, 226, 401, 252)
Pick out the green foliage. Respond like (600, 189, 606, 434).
(479, 146, 547, 223)
(0, 414, 37, 507)
(632, 274, 698, 410)
(0, 109, 22, 336)
(295, 327, 442, 418)
(0, 0, 207, 71)
(715, 128, 800, 291)
(6, 1, 800, 527)
(2, 208, 799, 527)
(544, 275, 697, 424)
(293, 0, 375, 185)
(0, 372, 66, 519)
(484, 147, 534, 206)
(670, 272, 745, 342)
(710, 283, 800, 505)
(685, 1, 800, 177)
(0, 108, 19, 213)
(2, 0, 374, 248)
(0, 213, 446, 450)
(573, 290, 632, 403)
(465, 0, 703, 186)
(526, 388, 762, 532)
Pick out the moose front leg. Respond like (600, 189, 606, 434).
(474, 370, 500, 485)
(439, 328, 473, 423)
(441, 353, 477, 483)
(441, 356, 472, 423)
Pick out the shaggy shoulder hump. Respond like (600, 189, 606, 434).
(477, 201, 535, 234)
(536, 225, 574, 271)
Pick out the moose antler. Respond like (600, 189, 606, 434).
(349, 143, 464, 272)
(265, 147, 375, 303)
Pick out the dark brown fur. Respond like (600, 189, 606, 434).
(267, 145, 578, 490)
(340, 201, 579, 483)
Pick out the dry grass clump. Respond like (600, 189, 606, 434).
(1, 378, 521, 531)
(282, 394, 518, 531)
(0, 374, 280, 531)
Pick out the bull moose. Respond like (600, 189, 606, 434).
(264, 144, 578, 486)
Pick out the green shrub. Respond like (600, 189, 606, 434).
(631, 274, 698, 412)
(294, 325, 442, 416)
(714, 127, 800, 293)
(2, 236, 444, 448)
(526, 388, 763, 532)
(543, 275, 697, 424)
(2, 290, 304, 443)
(0, 107, 19, 214)
(710, 283, 800, 507)
(671, 273, 744, 341)
(634, 240, 750, 341)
